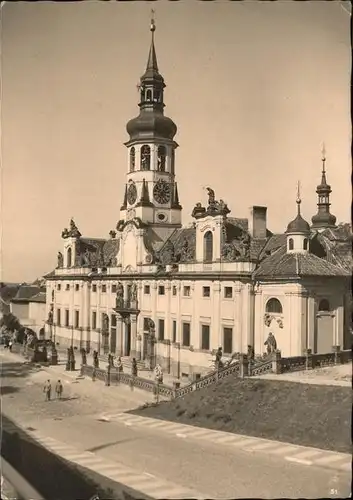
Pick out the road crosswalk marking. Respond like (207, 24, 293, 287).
(97, 411, 352, 473)
(2, 416, 207, 499)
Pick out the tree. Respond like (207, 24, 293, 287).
(0, 313, 21, 333)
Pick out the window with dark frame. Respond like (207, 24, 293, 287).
(92, 311, 97, 330)
(112, 284, 117, 293)
(65, 309, 69, 327)
(66, 284, 70, 291)
(172, 286, 177, 296)
(143, 317, 151, 331)
(74, 310, 80, 328)
(92, 284, 97, 292)
(57, 284, 61, 291)
(201, 324, 210, 350)
(57, 309, 61, 326)
(158, 285, 165, 295)
(224, 286, 233, 299)
(223, 327, 233, 354)
(158, 319, 165, 341)
(172, 320, 177, 343)
(102, 284, 107, 293)
(144, 285, 150, 294)
(202, 286, 210, 297)
(183, 286, 191, 297)
(111, 314, 117, 327)
(182, 322, 191, 347)
(75, 284, 80, 292)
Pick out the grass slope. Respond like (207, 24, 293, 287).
(130, 377, 352, 453)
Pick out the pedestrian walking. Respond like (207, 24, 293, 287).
(43, 380, 51, 401)
(55, 379, 63, 399)
(8, 340, 13, 352)
(116, 356, 123, 384)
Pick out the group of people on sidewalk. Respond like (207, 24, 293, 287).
(43, 379, 63, 401)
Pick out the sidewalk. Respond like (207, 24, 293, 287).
(0, 348, 163, 410)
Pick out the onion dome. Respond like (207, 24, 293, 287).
(286, 182, 310, 234)
(126, 14, 177, 142)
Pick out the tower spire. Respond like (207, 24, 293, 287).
(311, 145, 336, 230)
(296, 180, 301, 215)
(146, 9, 158, 73)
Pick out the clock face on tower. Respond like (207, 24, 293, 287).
(127, 182, 137, 205)
(153, 179, 171, 204)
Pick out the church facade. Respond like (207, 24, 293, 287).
(44, 20, 352, 377)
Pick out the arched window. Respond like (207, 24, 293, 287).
(303, 238, 308, 250)
(146, 89, 152, 102)
(140, 145, 151, 170)
(157, 146, 166, 172)
(288, 238, 294, 250)
(266, 298, 283, 314)
(129, 147, 135, 172)
(67, 247, 72, 268)
(171, 149, 175, 175)
(318, 299, 330, 312)
(203, 231, 213, 263)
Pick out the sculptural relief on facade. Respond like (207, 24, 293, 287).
(264, 313, 284, 328)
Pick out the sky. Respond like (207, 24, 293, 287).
(0, 1, 351, 283)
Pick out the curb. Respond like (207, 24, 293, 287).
(99, 412, 352, 474)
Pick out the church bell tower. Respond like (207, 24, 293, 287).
(120, 13, 182, 229)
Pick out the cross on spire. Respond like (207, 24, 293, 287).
(296, 180, 302, 214)
(321, 142, 326, 172)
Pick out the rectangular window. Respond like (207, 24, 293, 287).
(57, 309, 61, 326)
(202, 286, 210, 297)
(158, 285, 165, 295)
(172, 320, 177, 343)
(92, 311, 97, 330)
(201, 324, 210, 350)
(111, 314, 117, 327)
(92, 284, 97, 292)
(66, 284, 70, 291)
(102, 284, 107, 293)
(182, 322, 190, 347)
(144, 285, 150, 294)
(65, 309, 69, 327)
(183, 286, 191, 297)
(57, 284, 61, 291)
(74, 310, 80, 328)
(75, 284, 80, 292)
(223, 327, 233, 354)
(172, 286, 177, 296)
(158, 319, 165, 341)
(224, 287, 233, 299)
(111, 284, 117, 293)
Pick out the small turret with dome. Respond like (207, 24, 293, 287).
(285, 182, 310, 253)
(311, 145, 337, 231)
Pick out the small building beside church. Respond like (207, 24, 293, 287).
(44, 19, 351, 377)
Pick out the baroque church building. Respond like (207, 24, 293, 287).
(45, 20, 351, 377)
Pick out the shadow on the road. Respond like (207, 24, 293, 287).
(0, 360, 41, 379)
(0, 386, 20, 396)
(87, 437, 140, 453)
(1, 414, 152, 500)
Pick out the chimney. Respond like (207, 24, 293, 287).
(248, 206, 267, 239)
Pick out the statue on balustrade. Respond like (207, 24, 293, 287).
(115, 282, 124, 308)
(108, 353, 114, 368)
(247, 345, 255, 361)
(215, 346, 223, 369)
(93, 349, 99, 368)
(80, 347, 87, 365)
(264, 332, 277, 355)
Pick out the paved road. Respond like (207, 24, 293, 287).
(1, 353, 351, 499)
